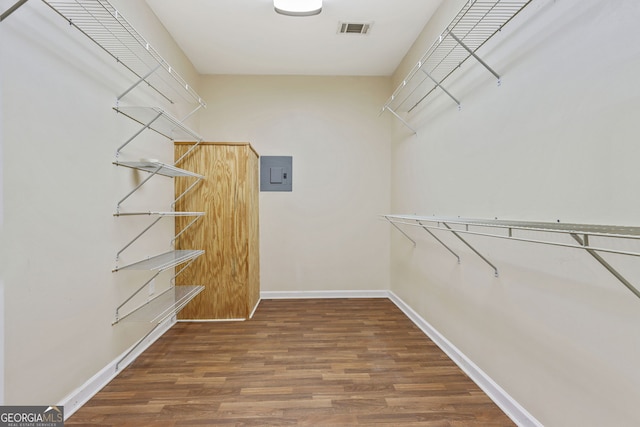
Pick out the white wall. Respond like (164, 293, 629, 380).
(6, 0, 637, 424)
(0, 0, 200, 405)
(198, 75, 391, 293)
(390, 1, 640, 426)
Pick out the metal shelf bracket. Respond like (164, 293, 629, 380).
(442, 222, 499, 277)
(449, 32, 500, 81)
(386, 216, 416, 246)
(116, 163, 163, 209)
(383, 106, 417, 134)
(114, 212, 204, 261)
(0, 0, 28, 21)
(570, 233, 640, 300)
(417, 220, 460, 264)
(421, 69, 461, 108)
(116, 111, 163, 155)
(170, 215, 202, 248)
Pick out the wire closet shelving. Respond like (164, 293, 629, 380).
(41, 0, 206, 108)
(29, 0, 208, 335)
(385, 214, 640, 301)
(382, 0, 532, 133)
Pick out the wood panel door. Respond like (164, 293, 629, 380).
(174, 142, 259, 320)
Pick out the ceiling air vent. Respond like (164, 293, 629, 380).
(338, 22, 372, 35)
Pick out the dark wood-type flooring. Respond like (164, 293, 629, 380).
(68, 298, 515, 426)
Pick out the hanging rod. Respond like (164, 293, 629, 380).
(384, 214, 640, 300)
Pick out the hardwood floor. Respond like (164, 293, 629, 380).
(67, 298, 515, 426)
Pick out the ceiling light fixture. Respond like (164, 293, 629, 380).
(274, 0, 322, 17)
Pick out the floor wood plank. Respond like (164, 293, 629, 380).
(67, 298, 515, 426)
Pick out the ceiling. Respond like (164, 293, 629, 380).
(145, 0, 444, 76)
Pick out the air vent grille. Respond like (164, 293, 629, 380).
(338, 22, 372, 35)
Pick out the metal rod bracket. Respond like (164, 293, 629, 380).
(570, 233, 640, 299)
(0, 0, 28, 22)
(383, 106, 417, 134)
(421, 69, 461, 106)
(386, 216, 416, 246)
(418, 221, 460, 263)
(449, 32, 501, 81)
(443, 222, 499, 277)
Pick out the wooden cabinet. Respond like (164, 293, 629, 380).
(174, 142, 260, 320)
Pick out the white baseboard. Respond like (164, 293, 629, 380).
(261, 290, 389, 299)
(178, 318, 246, 322)
(249, 298, 261, 318)
(387, 291, 543, 427)
(59, 317, 176, 420)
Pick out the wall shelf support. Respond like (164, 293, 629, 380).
(421, 69, 461, 107)
(442, 222, 499, 277)
(180, 103, 205, 127)
(114, 212, 204, 260)
(449, 32, 501, 81)
(386, 216, 416, 246)
(384, 106, 416, 134)
(116, 63, 162, 102)
(570, 233, 640, 299)
(114, 271, 162, 322)
(418, 220, 460, 263)
(172, 177, 201, 208)
(116, 164, 162, 209)
(170, 215, 202, 247)
(116, 216, 163, 260)
(0, 0, 28, 21)
(116, 111, 163, 154)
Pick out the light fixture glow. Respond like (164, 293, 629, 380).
(274, 0, 322, 16)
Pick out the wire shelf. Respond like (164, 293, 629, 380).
(114, 161, 204, 179)
(113, 249, 204, 272)
(41, 0, 206, 107)
(116, 285, 204, 324)
(383, 0, 531, 116)
(386, 215, 640, 240)
(115, 106, 203, 142)
(113, 211, 205, 217)
(385, 214, 640, 300)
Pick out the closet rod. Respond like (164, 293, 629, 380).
(385, 214, 640, 300)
